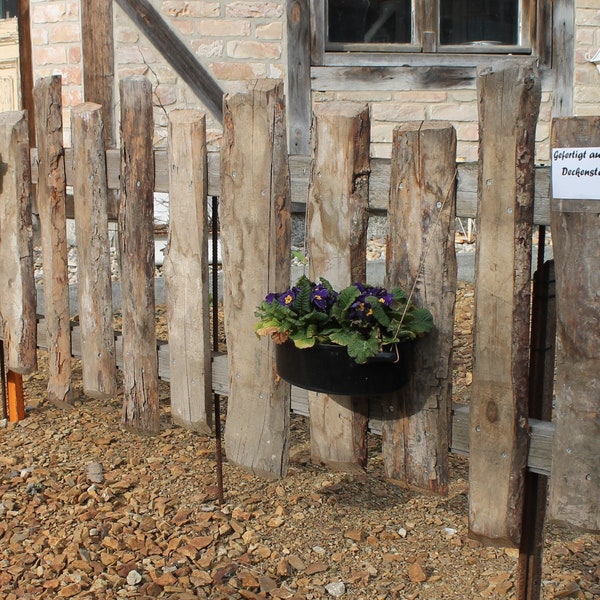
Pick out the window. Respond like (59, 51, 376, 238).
(0, 0, 17, 19)
(325, 0, 534, 54)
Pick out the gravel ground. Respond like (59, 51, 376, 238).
(1, 282, 598, 600)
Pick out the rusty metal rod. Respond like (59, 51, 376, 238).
(211, 195, 224, 505)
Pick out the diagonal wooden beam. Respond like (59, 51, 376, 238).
(115, 0, 224, 123)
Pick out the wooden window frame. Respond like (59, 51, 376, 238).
(310, 0, 552, 68)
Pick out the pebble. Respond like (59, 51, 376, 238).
(325, 581, 346, 597)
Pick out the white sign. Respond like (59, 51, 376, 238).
(551, 147, 600, 200)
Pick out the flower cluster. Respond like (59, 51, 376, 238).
(255, 275, 434, 364)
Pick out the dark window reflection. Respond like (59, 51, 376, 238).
(328, 0, 411, 44)
(440, 0, 519, 45)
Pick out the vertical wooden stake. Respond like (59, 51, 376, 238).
(119, 76, 159, 435)
(383, 121, 457, 494)
(163, 109, 212, 434)
(0, 111, 37, 375)
(71, 102, 117, 399)
(7, 370, 25, 422)
(469, 61, 540, 546)
(221, 80, 292, 478)
(34, 75, 73, 407)
(548, 116, 600, 532)
(307, 102, 370, 471)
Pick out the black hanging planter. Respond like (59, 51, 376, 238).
(275, 340, 411, 395)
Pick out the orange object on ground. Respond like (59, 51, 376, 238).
(7, 370, 25, 422)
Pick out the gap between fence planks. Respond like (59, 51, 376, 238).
(383, 120, 457, 494)
(547, 116, 600, 532)
(70, 101, 117, 399)
(162, 109, 213, 434)
(0, 110, 37, 375)
(307, 101, 371, 471)
(220, 80, 292, 478)
(33, 75, 73, 406)
(469, 60, 541, 547)
(118, 77, 160, 435)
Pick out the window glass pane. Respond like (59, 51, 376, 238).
(328, 0, 411, 44)
(440, 0, 519, 45)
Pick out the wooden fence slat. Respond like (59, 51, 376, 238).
(221, 79, 292, 477)
(163, 109, 212, 434)
(383, 120, 457, 493)
(33, 75, 73, 406)
(548, 116, 600, 532)
(468, 61, 541, 547)
(119, 76, 159, 435)
(307, 101, 371, 471)
(0, 110, 37, 375)
(70, 102, 117, 399)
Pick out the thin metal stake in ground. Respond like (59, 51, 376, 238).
(212, 195, 225, 505)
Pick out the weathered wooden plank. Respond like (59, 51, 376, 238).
(29, 320, 556, 476)
(119, 76, 160, 435)
(115, 0, 223, 123)
(220, 79, 292, 478)
(33, 76, 73, 406)
(468, 61, 541, 547)
(0, 111, 37, 374)
(547, 116, 600, 533)
(307, 101, 370, 471)
(163, 110, 212, 434)
(41, 149, 554, 224)
(383, 121, 457, 493)
(287, 0, 312, 155)
(70, 102, 117, 399)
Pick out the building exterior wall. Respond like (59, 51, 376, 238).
(27, 0, 599, 162)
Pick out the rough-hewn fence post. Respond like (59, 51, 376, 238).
(163, 109, 212, 434)
(548, 116, 600, 532)
(0, 111, 37, 375)
(33, 75, 73, 407)
(307, 101, 370, 471)
(119, 76, 159, 435)
(221, 79, 292, 478)
(469, 61, 541, 547)
(70, 101, 117, 400)
(383, 121, 457, 494)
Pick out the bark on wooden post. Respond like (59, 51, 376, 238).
(221, 79, 292, 477)
(469, 61, 540, 546)
(307, 102, 370, 471)
(0, 111, 37, 374)
(548, 116, 600, 532)
(383, 121, 457, 493)
(33, 75, 73, 407)
(70, 102, 117, 399)
(119, 76, 159, 435)
(163, 109, 212, 434)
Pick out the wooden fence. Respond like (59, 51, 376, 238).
(0, 65, 597, 555)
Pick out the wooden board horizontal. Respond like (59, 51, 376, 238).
(27, 319, 553, 476)
(30, 149, 552, 225)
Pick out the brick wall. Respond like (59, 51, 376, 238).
(574, 1, 600, 117)
(28, 0, 598, 162)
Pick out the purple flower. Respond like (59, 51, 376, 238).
(265, 292, 279, 304)
(310, 284, 337, 311)
(278, 288, 297, 307)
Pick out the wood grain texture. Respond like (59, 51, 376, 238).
(383, 121, 457, 494)
(33, 76, 73, 405)
(119, 77, 160, 435)
(468, 61, 540, 547)
(163, 110, 212, 434)
(221, 80, 292, 478)
(548, 116, 600, 532)
(0, 110, 37, 374)
(307, 101, 370, 471)
(70, 102, 117, 399)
